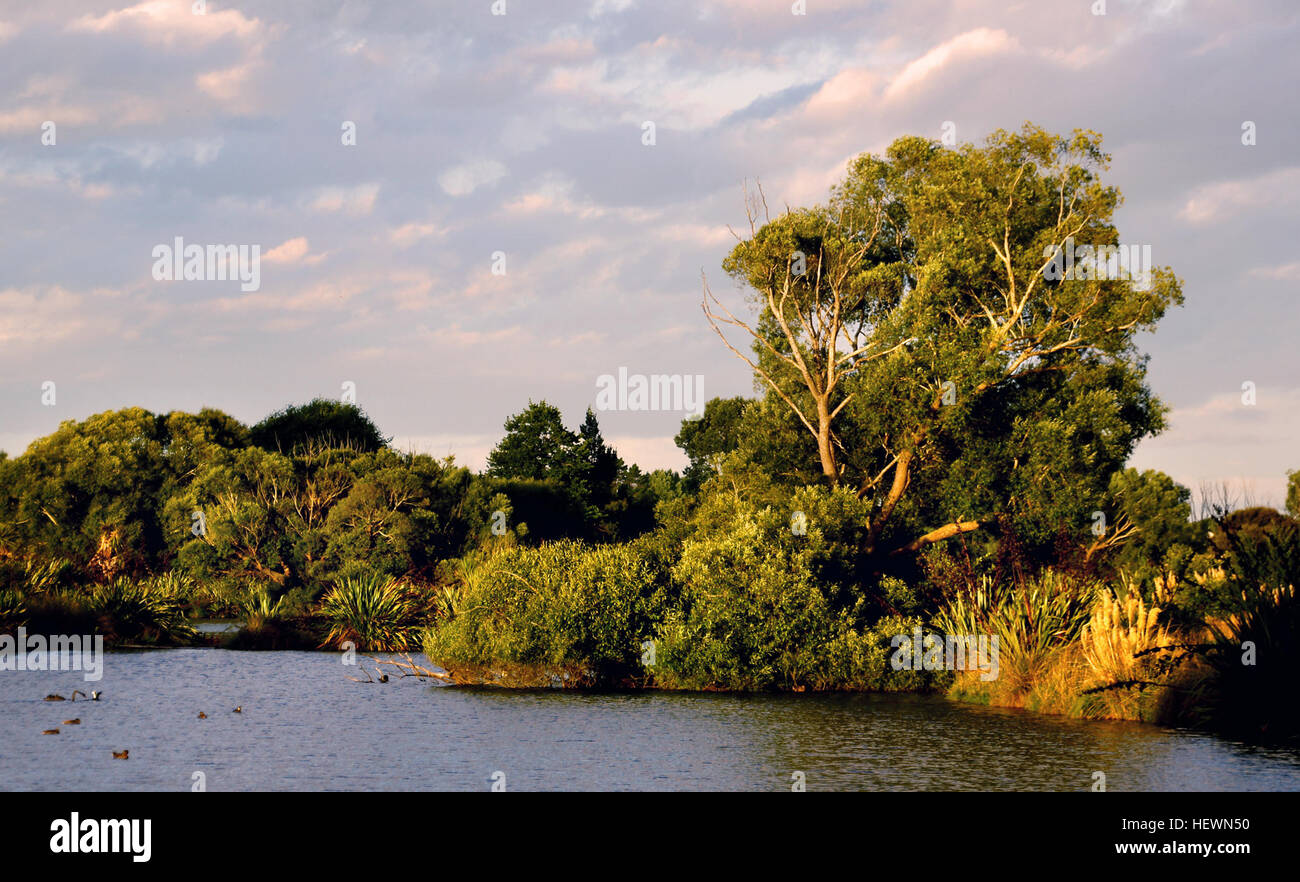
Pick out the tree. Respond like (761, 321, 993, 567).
(1098, 468, 1193, 574)
(1287, 469, 1300, 520)
(703, 124, 1182, 560)
(675, 396, 748, 491)
(575, 408, 620, 512)
(486, 401, 580, 482)
(1, 409, 171, 574)
(250, 399, 388, 454)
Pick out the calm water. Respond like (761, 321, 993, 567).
(3, 648, 1300, 791)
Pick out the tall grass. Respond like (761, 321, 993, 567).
(318, 575, 431, 651)
(0, 586, 25, 629)
(1073, 588, 1175, 720)
(933, 570, 1094, 699)
(1080, 589, 1173, 687)
(88, 577, 197, 644)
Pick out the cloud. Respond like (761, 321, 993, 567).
(67, 1, 261, 46)
(0, 286, 87, 345)
(1247, 261, 1300, 281)
(884, 28, 1020, 100)
(1180, 167, 1300, 224)
(262, 236, 319, 265)
(389, 222, 446, 247)
(308, 184, 379, 216)
(427, 324, 527, 347)
(438, 159, 508, 197)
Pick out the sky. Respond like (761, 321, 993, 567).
(0, 0, 1296, 507)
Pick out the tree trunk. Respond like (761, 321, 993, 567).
(815, 398, 838, 487)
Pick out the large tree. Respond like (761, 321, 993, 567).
(703, 124, 1182, 558)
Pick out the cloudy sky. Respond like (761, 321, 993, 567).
(1, 0, 1296, 506)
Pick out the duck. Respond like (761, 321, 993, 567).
(43, 729, 60, 735)
(63, 719, 80, 725)
(197, 711, 207, 719)
(91, 691, 101, 700)
(232, 706, 242, 713)
(111, 749, 129, 760)
(377, 674, 389, 683)
(43, 694, 65, 701)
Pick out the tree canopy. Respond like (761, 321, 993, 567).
(703, 124, 1182, 561)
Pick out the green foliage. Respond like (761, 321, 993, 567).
(1199, 583, 1300, 738)
(318, 574, 432, 651)
(649, 480, 943, 691)
(87, 577, 197, 644)
(932, 571, 1095, 694)
(249, 398, 388, 454)
(484, 401, 659, 541)
(712, 123, 1181, 560)
(1105, 468, 1194, 580)
(424, 539, 671, 678)
(0, 586, 26, 629)
(675, 397, 748, 491)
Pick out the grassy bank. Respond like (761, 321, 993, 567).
(935, 572, 1299, 741)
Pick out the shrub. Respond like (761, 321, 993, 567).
(88, 577, 197, 644)
(1198, 583, 1300, 738)
(651, 500, 945, 692)
(318, 574, 432, 652)
(423, 539, 670, 679)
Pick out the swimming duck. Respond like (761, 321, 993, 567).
(232, 706, 242, 713)
(112, 749, 129, 759)
(43, 729, 59, 735)
(63, 719, 80, 725)
(198, 711, 207, 719)
(43, 694, 65, 701)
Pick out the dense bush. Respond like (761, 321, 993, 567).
(423, 538, 672, 680)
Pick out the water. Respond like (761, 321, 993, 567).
(4, 648, 1300, 791)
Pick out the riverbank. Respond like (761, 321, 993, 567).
(6, 647, 1300, 791)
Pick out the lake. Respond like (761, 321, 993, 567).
(4, 648, 1300, 791)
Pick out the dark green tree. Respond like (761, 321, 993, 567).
(486, 401, 580, 482)
(250, 399, 388, 454)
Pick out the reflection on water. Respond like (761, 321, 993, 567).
(2, 648, 1299, 791)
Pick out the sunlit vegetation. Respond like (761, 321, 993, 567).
(0, 124, 1296, 741)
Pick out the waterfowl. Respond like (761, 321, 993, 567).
(43, 729, 59, 735)
(111, 749, 129, 759)
(198, 711, 207, 719)
(43, 694, 65, 701)
(232, 706, 242, 713)
(91, 691, 101, 700)
(63, 719, 80, 725)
